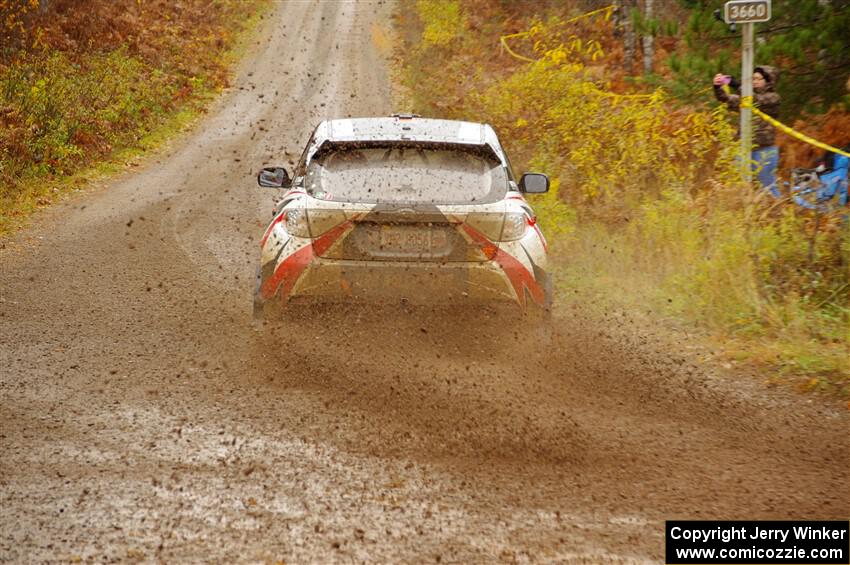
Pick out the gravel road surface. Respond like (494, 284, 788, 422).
(1, 1, 847, 563)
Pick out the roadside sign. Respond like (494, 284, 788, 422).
(723, 0, 771, 183)
(724, 0, 771, 24)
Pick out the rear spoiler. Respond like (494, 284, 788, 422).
(309, 139, 503, 164)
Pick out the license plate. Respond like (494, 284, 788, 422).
(357, 224, 451, 255)
(381, 225, 430, 252)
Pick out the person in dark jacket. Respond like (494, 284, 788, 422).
(713, 65, 781, 196)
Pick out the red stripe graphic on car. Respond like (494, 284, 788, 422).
(260, 210, 286, 248)
(461, 224, 545, 307)
(260, 220, 353, 301)
(259, 242, 313, 301)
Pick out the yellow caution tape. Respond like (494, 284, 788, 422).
(499, 32, 537, 63)
(563, 4, 616, 25)
(742, 96, 850, 158)
(500, 5, 615, 64)
(498, 5, 653, 102)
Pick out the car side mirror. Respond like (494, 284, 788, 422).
(258, 166, 291, 188)
(519, 172, 549, 194)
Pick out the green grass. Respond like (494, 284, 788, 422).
(552, 224, 850, 398)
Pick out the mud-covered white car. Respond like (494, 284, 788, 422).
(254, 114, 552, 319)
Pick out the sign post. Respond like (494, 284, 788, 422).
(724, 0, 771, 183)
(740, 21, 754, 182)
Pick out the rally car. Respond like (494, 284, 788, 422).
(254, 114, 552, 319)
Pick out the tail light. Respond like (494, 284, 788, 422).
(283, 208, 310, 238)
(500, 212, 529, 241)
(466, 212, 528, 242)
(281, 208, 347, 239)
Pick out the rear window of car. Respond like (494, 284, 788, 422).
(304, 145, 508, 204)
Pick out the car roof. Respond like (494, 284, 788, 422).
(306, 116, 508, 166)
(321, 116, 492, 143)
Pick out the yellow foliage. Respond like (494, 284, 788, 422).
(475, 41, 728, 205)
(402, 5, 849, 388)
(417, 0, 466, 47)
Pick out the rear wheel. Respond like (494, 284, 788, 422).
(531, 272, 554, 344)
(527, 307, 552, 345)
(254, 292, 313, 329)
(253, 265, 285, 327)
(541, 271, 554, 312)
(253, 296, 282, 321)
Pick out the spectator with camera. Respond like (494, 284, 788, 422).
(713, 66, 781, 196)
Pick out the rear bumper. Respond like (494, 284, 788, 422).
(288, 258, 519, 305)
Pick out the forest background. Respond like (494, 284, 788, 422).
(397, 0, 849, 395)
(0, 0, 847, 395)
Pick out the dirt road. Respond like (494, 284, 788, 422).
(1, 1, 847, 563)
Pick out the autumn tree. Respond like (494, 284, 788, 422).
(668, 0, 850, 117)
